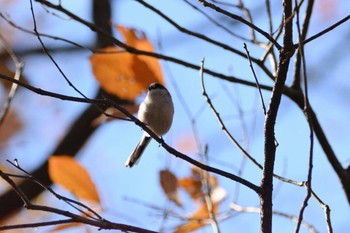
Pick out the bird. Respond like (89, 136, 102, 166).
(125, 83, 174, 168)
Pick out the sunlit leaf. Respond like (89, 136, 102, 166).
(178, 176, 202, 201)
(48, 156, 100, 202)
(89, 25, 164, 101)
(175, 202, 219, 233)
(160, 169, 182, 207)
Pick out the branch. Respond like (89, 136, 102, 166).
(0, 0, 123, 220)
(298, 15, 350, 47)
(0, 71, 261, 194)
(34, 0, 276, 87)
(230, 202, 318, 233)
(197, 0, 282, 50)
(30, 1, 350, 199)
(0, 167, 157, 233)
(291, 0, 314, 89)
(0, 12, 92, 52)
(243, 43, 267, 115)
(293, 2, 315, 231)
(260, 0, 295, 232)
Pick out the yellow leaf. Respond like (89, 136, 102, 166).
(48, 156, 100, 202)
(160, 169, 182, 207)
(89, 25, 164, 101)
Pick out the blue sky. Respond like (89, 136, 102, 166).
(1, 0, 350, 232)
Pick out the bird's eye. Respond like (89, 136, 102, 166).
(149, 83, 164, 91)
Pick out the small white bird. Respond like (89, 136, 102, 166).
(125, 83, 174, 168)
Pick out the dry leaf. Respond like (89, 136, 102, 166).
(178, 176, 202, 201)
(175, 202, 219, 233)
(48, 156, 100, 202)
(0, 109, 22, 142)
(89, 25, 163, 101)
(160, 169, 182, 207)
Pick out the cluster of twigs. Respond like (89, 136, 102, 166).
(0, 160, 157, 232)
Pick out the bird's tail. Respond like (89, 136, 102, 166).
(125, 135, 151, 168)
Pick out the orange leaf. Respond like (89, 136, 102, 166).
(48, 156, 100, 202)
(175, 203, 219, 233)
(178, 176, 202, 201)
(160, 169, 182, 207)
(89, 25, 163, 101)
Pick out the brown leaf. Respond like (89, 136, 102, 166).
(175, 203, 219, 233)
(89, 25, 164, 101)
(48, 156, 100, 202)
(160, 169, 182, 207)
(0, 109, 22, 142)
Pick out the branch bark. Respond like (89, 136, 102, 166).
(260, 1, 294, 232)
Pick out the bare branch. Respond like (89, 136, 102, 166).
(260, 0, 295, 232)
(197, 0, 282, 50)
(0, 70, 261, 193)
(243, 43, 267, 115)
(35, 0, 276, 83)
(311, 189, 333, 233)
(298, 15, 350, 47)
(0, 166, 158, 233)
(230, 202, 318, 233)
(293, 1, 315, 232)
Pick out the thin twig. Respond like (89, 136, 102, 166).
(0, 33, 24, 125)
(199, 59, 302, 187)
(7, 160, 103, 220)
(197, 0, 282, 50)
(230, 202, 318, 233)
(0, 70, 261, 192)
(243, 43, 267, 115)
(237, 0, 256, 41)
(0, 12, 91, 52)
(291, 0, 314, 89)
(34, 0, 275, 82)
(311, 190, 333, 233)
(135, 0, 268, 70)
(183, 0, 250, 41)
(200, 144, 221, 233)
(265, 0, 274, 35)
(29, 0, 90, 101)
(0, 219, 75, 230)
(0, 165, 157, 233)
(293, 1, 315, 232)
(298, 15, 350, 47)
